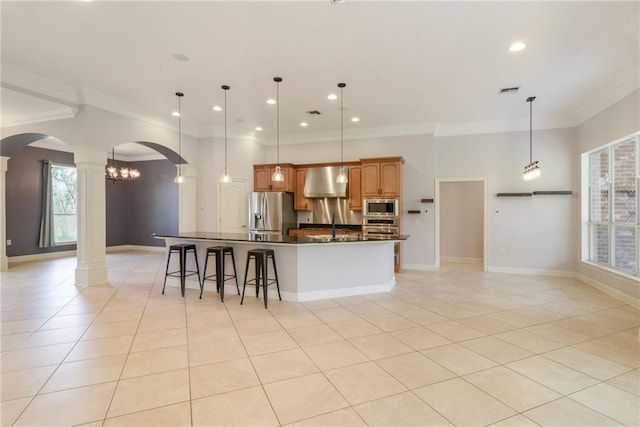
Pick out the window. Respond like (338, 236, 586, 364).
(51, 164, 77, 244)
(587, 133, 638, 276)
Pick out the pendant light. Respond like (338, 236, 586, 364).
(174, 92, 185, 184)
(523, 96, 540, 181)
(105, 147, 140, 183)
(336, 82, 348, 184)
(271, 77, 284, 182)
(220, 85, 232, 183)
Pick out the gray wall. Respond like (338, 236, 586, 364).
(440, 181, 484, 260)
(6, 146, 178, 256)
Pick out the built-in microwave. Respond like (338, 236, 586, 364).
(363, 198, 399, 216)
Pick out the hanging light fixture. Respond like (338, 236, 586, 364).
(271, 77, 285, 182)
(523, 96, 540, 181)
(105, 147, 140, 183)
(174, 92, 185, 184)
(220, 85, 232, 183)
(336, 82, 348, 184)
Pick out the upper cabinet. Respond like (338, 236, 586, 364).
(253, 164, 295, 192)
(294, 167, 311, 211)
(348, 165, 362, 210)
(360, 157, 404, 197)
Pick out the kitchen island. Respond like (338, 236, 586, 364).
(154, 232, 408, 302)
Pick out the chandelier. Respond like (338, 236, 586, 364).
(105, 148, 140, 183)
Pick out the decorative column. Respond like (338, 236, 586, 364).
(179, 164, 198, 233)
(73, 145, 107, 286)
(0, 156, 8, 270)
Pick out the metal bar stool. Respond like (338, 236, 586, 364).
(200, 246, 239, 302)
(162, 243, 201, 297)
(241, 248, 281, 308)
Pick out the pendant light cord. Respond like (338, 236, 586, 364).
(340, 85, 344, 164)
(178, 94, 182, 175)
(276, 79, 280, 165)
(224, 88, 228, 170)
(529, 98, 532, 164)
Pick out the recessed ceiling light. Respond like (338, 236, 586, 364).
(171, 111, 180, 117)
(255, 126, 263, 131)
(327, 94, 337, 101)
(212, 105, 222, 112)
(509, 42, 526, 52)
(172, 53, 190, 62)
(351, 117, 360, 122)
(300, 122, 309, 127)
(266, 98, 276, 105)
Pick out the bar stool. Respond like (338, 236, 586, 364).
(241, 248, 281, 308)
(200, 246, 240, 302)
(162, 244, 201, 297)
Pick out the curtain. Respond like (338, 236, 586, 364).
(38, 160, 54, 248)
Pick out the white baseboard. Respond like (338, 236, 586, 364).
(8, 250, 77, 264)
(106, 245, 166, 253)
(576, 273, 640, 309)
(441, 256, 483, 263)
(402, 263, 438, 271)
(487, 265, 576, 277)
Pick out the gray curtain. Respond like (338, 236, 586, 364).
(38, 160, 54, 248)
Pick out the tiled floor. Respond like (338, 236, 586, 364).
(1, 250, 639, 426)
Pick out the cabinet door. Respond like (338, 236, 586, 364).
(361, 162, 381, 197)
(254, 167, 272, 191)
(294, 168, 310, 210)
(380, 161, 401, 197)
(349, 166, 362, 210)
(270, 166, 292, 191)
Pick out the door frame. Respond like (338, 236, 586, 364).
(217, 178, 248, 232)
(434, 177, 488, 271)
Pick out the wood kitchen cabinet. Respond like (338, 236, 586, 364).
(360, 157, 404, 197)
(348, 165, 362, 210)
(253, 164, 295, 192)
(294, 167, 311, 210)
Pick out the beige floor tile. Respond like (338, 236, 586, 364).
(186, 308, 231, 327)
(130, 327, 187, 353)
(494, 329, 566, 353)
(104, 401, 191, 426)
(108, 369, 190, 418)
(137, 313, 186, 333)
(524, 397, 621, 426)
(233, 315, 284, 336)
(16, 326, 87, 349)
(569, 383, 639, 426)
(313, 307, 359, 322)
(40, 313, 98, 330)
(303, 339, 369, 371)
(273, 312, 323, 330)
(606, 369, 639, 396)
(285, 407, 366, 426)
(429, 304, 478, 320)
(66, 334, 134, 362)
(192, 386, 279, 426)
(82, 320, 139, 340)
(399, 309, 449, 325)
(0, 333, 30, 352)
(355, 391, 452, 426)
(345, 302, 392, 317)
(414, 378, 515, 426)
(1, 365, 56, 401)
(487, 311, 540, 328)
(264, 373, 348, 424)
(349, 333, 413, 360)
(251, 348, 318, 384)
(42, 354, 127, 393)
(489, 414, 538, 426)
(190, 357, 260, 399)
(241, 330, 298, 356)
(460, 336, 533, 364)
(287, 323, 343, 347)
(543, 346, 631, 381)
(1, 342, 74, 372)
(121, 344, 188, 378)
(457, 315, 515, 334)
(375, 352, 455, 389)
(329, 318, 383, 338)
(425, 321, 486, 341)
(525, 323, 592, 344)
(506, 356, 599, 394)
(574, 337, 640, 368)
(1, 318, 48, 335)
(14, 381, 117, 426)
(389, 326, 452, 350)
(365, 313, 418, 332)
(187, 321, 239, 343)
(1, 397, 32, 426)
(188, 337, 247, 366)
(465, 366, 562, 412)
(325, 361, 406, 405)
(421, 343, 497, 376)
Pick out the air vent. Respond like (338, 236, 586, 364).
(499, 87, 520, 94)
(306, 110, 321, 115)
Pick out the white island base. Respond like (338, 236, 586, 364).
(161, 238, 396, 302)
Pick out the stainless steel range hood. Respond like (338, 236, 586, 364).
(303, 166, 349, 198)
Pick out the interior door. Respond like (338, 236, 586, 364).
(219, 179, 248, 232)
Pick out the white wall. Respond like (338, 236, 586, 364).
(440, 181, 483, 260)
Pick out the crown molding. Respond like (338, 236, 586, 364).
(1, 66, 79, 108)
(196, 125, 262, 142)
(1, 107, 76, 128)
(433, 115, 575, 137)
(277, 122, 438, 145)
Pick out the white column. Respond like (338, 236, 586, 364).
(74, 145, 108, 286)
(0, 157, 8, 270)
(179, 165, 198, 233)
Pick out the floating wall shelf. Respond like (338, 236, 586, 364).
(421, 198, 434, 203)
(496, 190, 573, 197)
(408, 210, 421, 214)
(496, 192, 533, 197)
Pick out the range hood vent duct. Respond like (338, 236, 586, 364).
(303, 166, 349, 198)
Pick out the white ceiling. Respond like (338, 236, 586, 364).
(1, 1, 638, 146)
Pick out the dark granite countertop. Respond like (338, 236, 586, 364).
(153, 231, 408, 244)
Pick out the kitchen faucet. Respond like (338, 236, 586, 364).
(331, 213, 336, 238)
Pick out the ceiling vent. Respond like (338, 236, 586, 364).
(306, 110, 322, 115)
(499, 87, 520, 94)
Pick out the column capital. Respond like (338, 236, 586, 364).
(0, 156, 8, 172)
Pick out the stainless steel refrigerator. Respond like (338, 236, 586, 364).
(248, 192, 296, 234)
